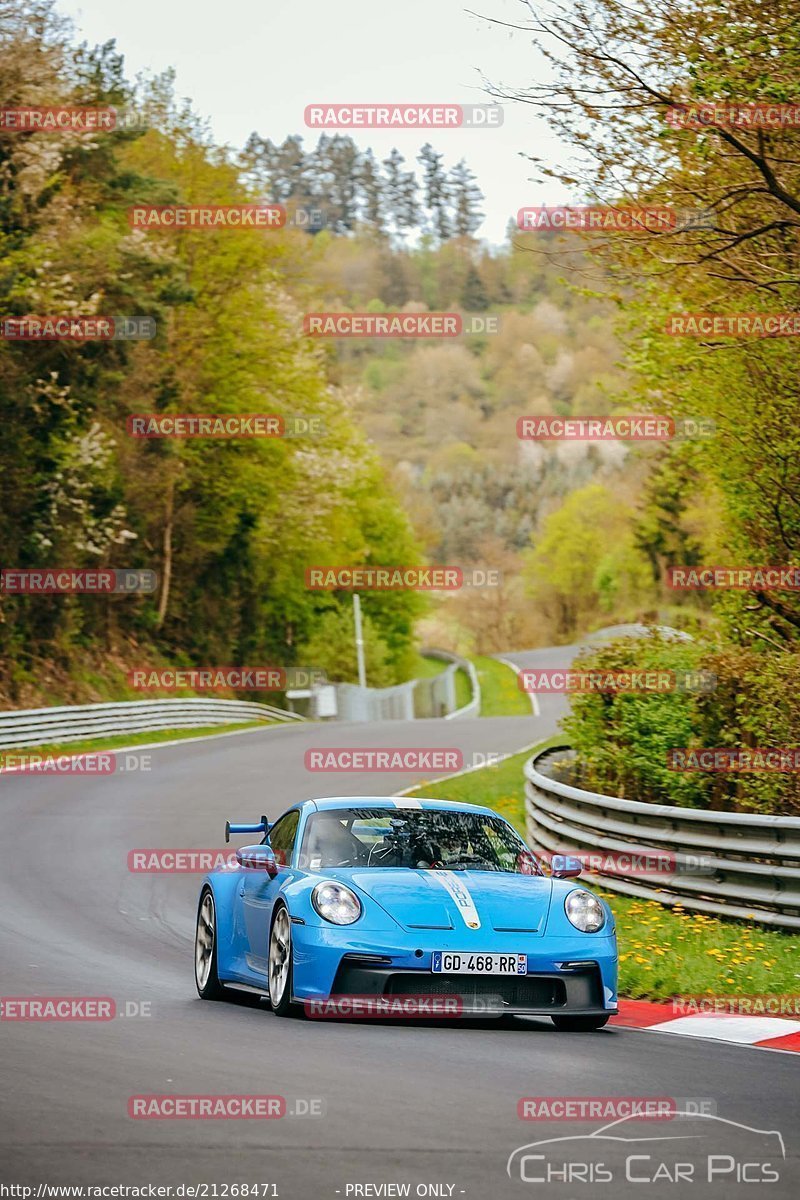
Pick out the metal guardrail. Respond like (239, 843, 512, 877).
(332, 650, 480, 722)
(525, 744, 800, 930)
(334, 680, 416, 722)
(0, 698, 304, 748)
(421, 649, 481, 720)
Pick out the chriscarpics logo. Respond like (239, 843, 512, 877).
(507, 1112, 785, 1186)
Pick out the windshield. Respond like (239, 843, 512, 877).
(299, 807, 541, 873)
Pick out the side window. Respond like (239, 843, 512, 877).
(268, 810, 300, 866)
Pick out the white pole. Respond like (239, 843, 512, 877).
(353, 593, 367, 688)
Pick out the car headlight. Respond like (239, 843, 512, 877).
(565, 889, 605, 933)
(312, 881, 362, 925)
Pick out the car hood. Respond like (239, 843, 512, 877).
(332, 868, 553, 935)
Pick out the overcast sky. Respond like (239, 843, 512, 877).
(58, 0, 572, 243)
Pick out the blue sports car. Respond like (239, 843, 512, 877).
(194, 796, 618, 1028)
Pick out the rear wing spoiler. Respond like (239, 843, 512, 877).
(225, 816, 270, 843)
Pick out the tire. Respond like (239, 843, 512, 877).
(551, 1014, 610, 1031)
(195, 887, 226, 1000)
(268, 904, 296, 1017)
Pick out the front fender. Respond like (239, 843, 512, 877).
(198, 868, 246, 980)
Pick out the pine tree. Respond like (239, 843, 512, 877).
(382, 149, 419, 239)
(449, 159, 484, 237)
(357, 148, 385, 233)
(314, 134, 360, 232)
(418, 143, 451, 241)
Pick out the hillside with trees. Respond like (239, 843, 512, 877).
(0, 2, 423, 704)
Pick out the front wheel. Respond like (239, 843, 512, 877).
(268, 904, 296, 1017)
(195, 888, 226, 1000)
(552, 1014, 610, 1031)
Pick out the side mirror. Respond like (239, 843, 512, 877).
(550, 854, 582, 879)
(237, 845, 279, 878)
(516, 850, 539, 875)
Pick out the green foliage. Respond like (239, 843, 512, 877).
(563, 635, 800, 815)
(522, 484, 657, 639)
(242, 133, 487, 244)
(0, 4, 422, 704)
(297, 607, 394, 688)
(563, 634, 711, 807)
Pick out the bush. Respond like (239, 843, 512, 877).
(562, 633, 800, 815)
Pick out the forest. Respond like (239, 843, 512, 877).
(2, 0, 799, 813)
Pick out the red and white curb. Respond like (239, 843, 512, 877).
(612, 999, 800, 1053)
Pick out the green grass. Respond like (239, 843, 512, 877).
(411, 653, 527, 716)
(454, 667, 472, 710)
(406, 742, 800, 1000)
(412, 654, 451, 681)
(410, 655, 474, 714)
(596, 892, 800, 1001)
(0, 721, 271, 761)
(473, 655, 532, 717)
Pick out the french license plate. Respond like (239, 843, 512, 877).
(431, 952, 527, 975)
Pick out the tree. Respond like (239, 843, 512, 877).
(382, 149, 420, 239)
(296, 607, 394, 688)
(449, 159, 484, 237)
(312, 134, 360, 232)
(488, 0, 800, 645)
(0, 5, 425, 704)
(460, 263, 490, 311)
(418, 143, 451, 241)
(521, 484, 656, 639)
(357, 148, 385, 233)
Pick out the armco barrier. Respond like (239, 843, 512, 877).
(334, 680, 416, 722)
(0, 698, 303, 749)
(333, 650, 480, 722)
(421, 648, 481, 720)
(525, 744, 800, 930)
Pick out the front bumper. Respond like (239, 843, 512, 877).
(330, 959, 610, 1017)
(290, 925, 618, 1016)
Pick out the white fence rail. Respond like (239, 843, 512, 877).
(332, 649, 480, 722)
(0, 698, 303, 748)
(525, 744, 800, 930)
(422, 648, 481, 720)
